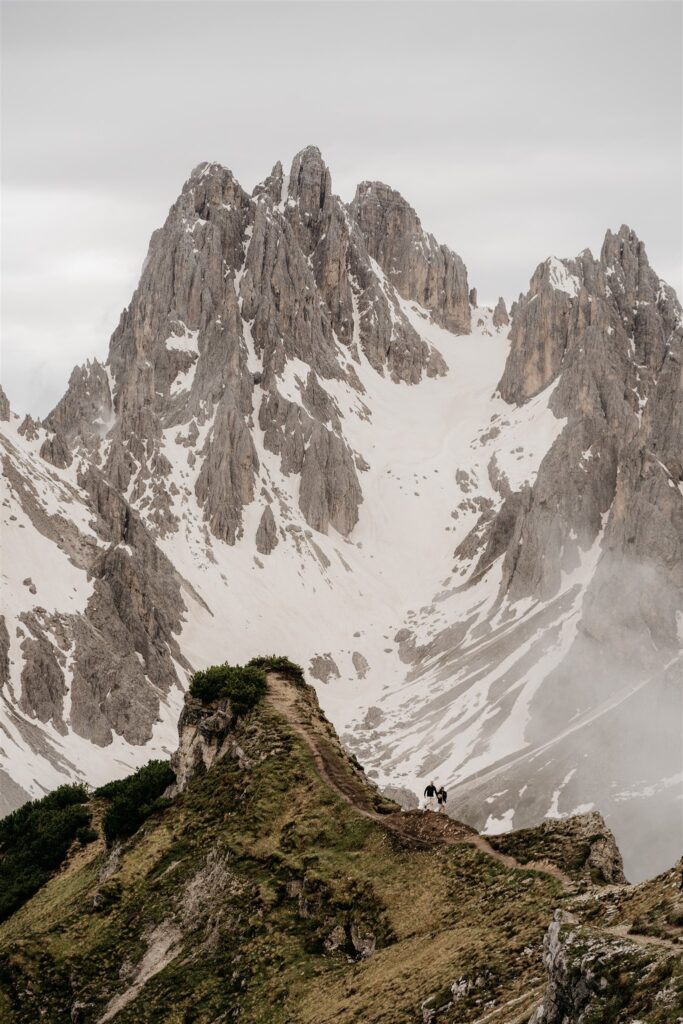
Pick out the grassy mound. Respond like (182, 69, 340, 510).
(247, 655, 305, 683)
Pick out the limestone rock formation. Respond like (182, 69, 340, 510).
(255, 504, 278, 555)
(170, 694, 247, 793)
(531, 907, 679, 1024)
(39, 431, 72, 469)
(492, 296, 509, 327)
(351, 180, 471, 334)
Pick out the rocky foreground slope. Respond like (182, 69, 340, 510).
(1, 146, 681, 882)
(0, 670, 680, 1024)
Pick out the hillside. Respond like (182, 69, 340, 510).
(1, 145, 681, 882)
(0, 667, 680, 1023)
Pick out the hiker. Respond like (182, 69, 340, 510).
(437, 786, 447, 814)
(423, 780, 438, 811)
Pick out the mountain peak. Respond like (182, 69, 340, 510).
(350, 179, 471, 334)
(600, 223, 648, 267)
(287, 144, 331, 211)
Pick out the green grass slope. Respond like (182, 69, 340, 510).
(0, 670, 680, 1024)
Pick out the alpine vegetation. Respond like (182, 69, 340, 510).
(0, 665, 680, 1023)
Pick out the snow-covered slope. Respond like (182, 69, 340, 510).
(1, 149, 681, 881)
(0, 410, 196, 809)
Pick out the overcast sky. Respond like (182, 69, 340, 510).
(2, 0, 681, 417)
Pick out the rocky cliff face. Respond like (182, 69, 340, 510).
(2, 148, 680, 882)
(531, 904, 682, 1024)
(350, 181, 471, 335)
(169, 694, 249, 793)
(0, 410, 194, 808)
(46, 147, 449, 548)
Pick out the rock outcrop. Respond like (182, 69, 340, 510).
(255, 504, 278, 555)
(492, 296, 509, 327)
(488, 812, 627, 886)
(350, 181, 471, 335)
(531, 908, 678, 1024)
(170, 695, 248, 793)
(39, 431, 72, 469)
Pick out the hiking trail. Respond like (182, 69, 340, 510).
(267, 674, 683, 963)
(267, 673, 573, 888)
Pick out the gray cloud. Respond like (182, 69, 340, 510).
(2, 0, 681, 415)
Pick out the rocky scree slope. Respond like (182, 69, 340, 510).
(0, 670, 680, 1024)
(1, 148, 681, 883)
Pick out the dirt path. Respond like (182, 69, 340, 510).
(267, 674, 683, 973)
(602, 922, 681, 952)
(267, 674, 573, 889)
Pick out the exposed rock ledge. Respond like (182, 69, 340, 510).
(169, 695, 250, 794)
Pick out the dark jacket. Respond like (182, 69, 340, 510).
(424, 784, 438, 797)
(437, 788, 447, 803)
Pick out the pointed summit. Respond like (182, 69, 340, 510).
(287, 145, 331, 215)
(600, 224, 648, 268)
(492, 296, 509, 327)
(600, 224, 660, 311)
(351, 181, 471, 334)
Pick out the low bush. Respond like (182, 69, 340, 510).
(96, 760, 175, 846)
(0, 784, 92, 921)
(189, 662, 267, 712)
(76, 826, 99, 846)
(247, 655, 305, 683)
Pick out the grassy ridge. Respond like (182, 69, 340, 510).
(0, 671, 680, 1023)
(0, 690, 566, 1023)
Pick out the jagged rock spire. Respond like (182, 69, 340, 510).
(492, 296, 509, 327)
(287, 145, 332, 217)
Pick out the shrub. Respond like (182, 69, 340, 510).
(247, 655, 305, 683)
(76, 826, 99, 846)
(0, 784, 92, 921)
(189, 662, 267, 713)
(96, 760, 175, 846)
